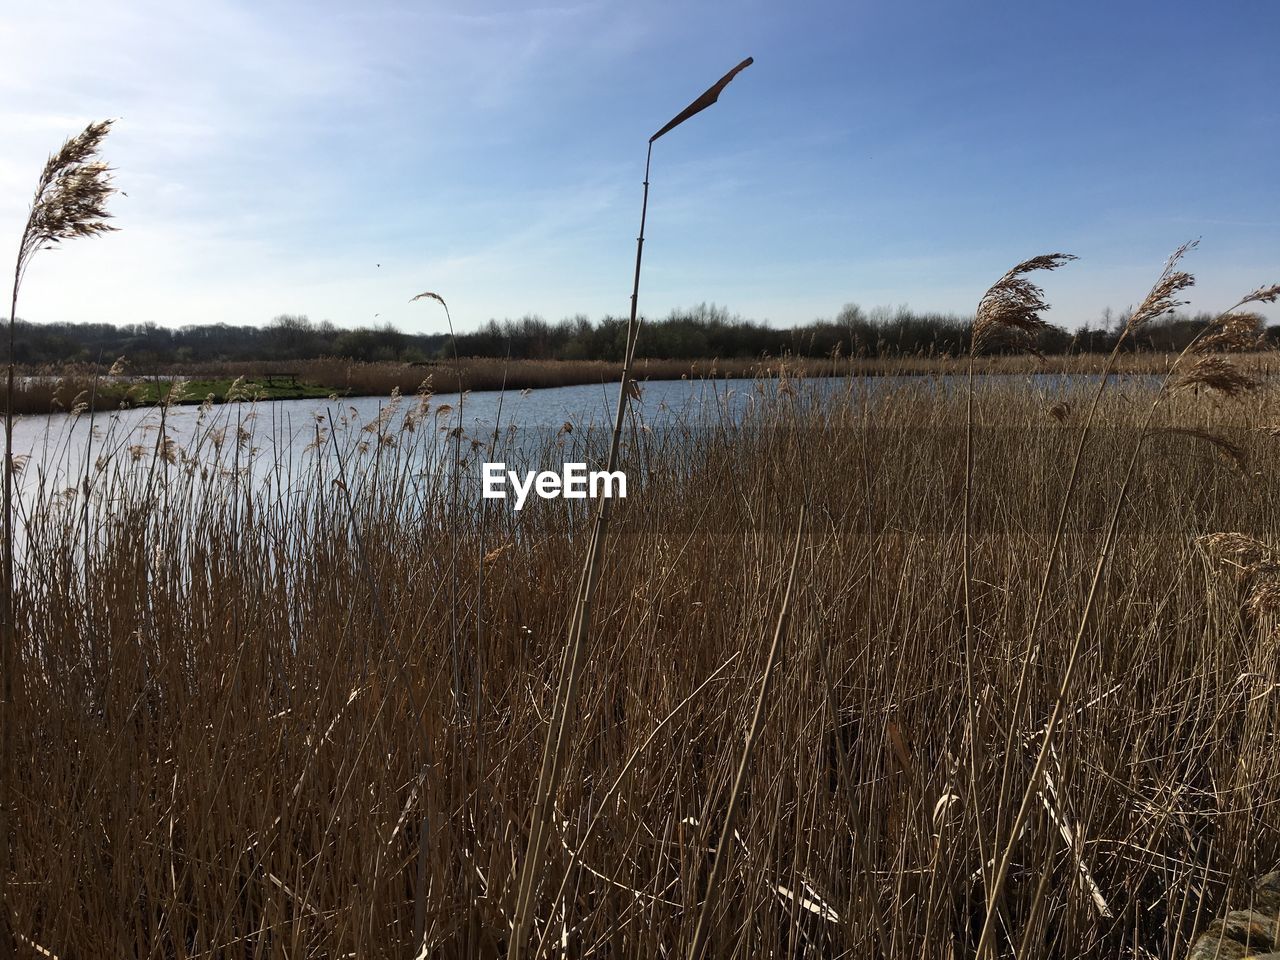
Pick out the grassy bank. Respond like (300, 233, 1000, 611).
(10, 350, 1280, 415)
(6, 373, 1280, 956)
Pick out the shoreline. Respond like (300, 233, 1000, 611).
(5, 351, 1277, 413)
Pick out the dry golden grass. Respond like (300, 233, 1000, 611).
(8, 116, 1280, 960)
(3, 119, 118, 943)
(3, 373, 1280, 957)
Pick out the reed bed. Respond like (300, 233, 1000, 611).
(242, 352, 1280, 397)
(12, 352, 1280, 415)
(3, 372, 1279, 958)
(8, 113, 1280, 960)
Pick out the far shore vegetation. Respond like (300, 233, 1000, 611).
(8, 302, 1280, 367)
(5, 304, 1280, 413)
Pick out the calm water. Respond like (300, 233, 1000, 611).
(4, 373, 1113, 498)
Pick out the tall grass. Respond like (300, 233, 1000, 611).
(3, 120, 116, 951)
(1, 369, 1279, 956)
(7, 115, 1280, 960)
(510, 57, 753, 960)
(971, 251, 1279, 960)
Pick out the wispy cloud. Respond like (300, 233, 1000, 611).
(1, 0, 1277, 333)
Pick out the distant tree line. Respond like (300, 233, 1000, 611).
(4, 315, 449, 368)
(5, 303, 1277, 369)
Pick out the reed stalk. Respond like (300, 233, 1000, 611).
(509, 58, 753, 959)
(3, 121, 116, 946)
(974, 268, 1280, 960)
(687, 506, 806, 960)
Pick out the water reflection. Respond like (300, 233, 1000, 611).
(3, 372, 1140, 498)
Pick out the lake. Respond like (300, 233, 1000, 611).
(1, 372, 1134, 500)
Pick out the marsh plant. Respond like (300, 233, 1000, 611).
(2, 119, 116, 914)
(7, 117, 1280, 960)
(2, 353, 1279, 958)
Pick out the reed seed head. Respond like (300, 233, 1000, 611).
(1127, 273, 1196, 332)
(20, 120, 118, 272)
(972, 253, 1076, 355)
(410, 291, 448, 309)
(1198, 532, 1274, 574)
(1172, 355, 1261, 398)
(1154, 426, 1248, 470)
(483, 542, 513, 565)
(1125, 241, 1198, 332)
(1247, 579, 1280, 617)
(1238, 282, 1280, 306)
(1195, 312, 1267, 353)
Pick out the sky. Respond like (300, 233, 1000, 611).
(1, 0, 1278, 337)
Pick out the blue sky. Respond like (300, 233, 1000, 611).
(2, 0, 1278, 336)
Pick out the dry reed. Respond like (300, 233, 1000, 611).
(3, 120, 117, 950)
(5, 375, 1280, 957)
(6, 117, 1280, 960)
